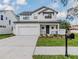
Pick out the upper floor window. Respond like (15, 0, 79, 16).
(6, 17, 7, 20)
(45, 14, 52, 19)
(43, 12, 54, 19)
(1, 15, 3, 20)
(34, 16, 38, 19)
(23, 16, 29, 20)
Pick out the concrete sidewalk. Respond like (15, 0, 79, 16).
(34, 47, 78, 55)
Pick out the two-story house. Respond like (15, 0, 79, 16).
(0, 10, 17, 34)
(13, 6, 63, 36)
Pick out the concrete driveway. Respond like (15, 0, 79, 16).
(0, 36, 38, 59)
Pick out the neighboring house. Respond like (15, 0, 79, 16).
(0, 10, 17, 34)
(67, 6, 78, 33)
(67, 6, 78, 17)
(13, 6, 65, 36)
(69, 25, 78, 33)
(67, 6, 78, 22)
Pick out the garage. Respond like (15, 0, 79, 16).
(13, 23, 40, 36)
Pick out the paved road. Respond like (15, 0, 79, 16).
(34, 47, 78, 55)
(0, 36, 38, 59)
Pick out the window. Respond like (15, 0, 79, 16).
(45, 14, 52, 19)
(0, 25, 6, 28)
(34, 16, 38, 19)
(42, 27, 44, 29)
(23, 16, 29, 20)
(6, 17, 7, 20)
(11, 27, 13, 31)
(9, 20, 11, 25)
(1, 15, 3, 20)
(51, 27, 54, 29)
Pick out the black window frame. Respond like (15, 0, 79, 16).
(51, 27, 54, 29)
(0, 25, 6, 28)
(1, 15, 3, 20)
(41, 27, 44, 29)
(6, 17, 7, 20)
(44, 13, 52, 19)
(9, 20, 11, 25)
(23, 16, 29, 20)
(34, 16, 38, 19)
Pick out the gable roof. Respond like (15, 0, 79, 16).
(32, 6, 58, 14)
(19, 6, 58, 15)
(32, 6, 47, 13)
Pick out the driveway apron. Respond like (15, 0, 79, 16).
(0, 36, 38, 59)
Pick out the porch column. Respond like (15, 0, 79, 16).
(57, 24, 59, 34)
(58, 24, 59, 30)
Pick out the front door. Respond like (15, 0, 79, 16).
(46, 25, 49, 34)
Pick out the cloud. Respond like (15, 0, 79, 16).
(0, 0, 28, 12)
(47, 0, 63, 11)
(57, 11, 67, 19)
(66, 0, 78, 9)
(0, 0, 14, 11)
(3, 4, 15, 11)
(0, 4, 3, 9)
(3, 0, 11, 4)
(0, 4, 15, 11)
(16, 0, 27, 5)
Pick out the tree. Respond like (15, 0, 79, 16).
(61, 0, 68, 6)
(59, 20, 70, 29)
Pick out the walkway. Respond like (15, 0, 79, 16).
(34, 47, 78, 55)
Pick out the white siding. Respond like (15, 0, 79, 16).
(50, 25, 58, 34)
(40, 25, 46, 34)
(0, 11, 17, 34)
(70, 30, 78, 33)
(19, 8, 58, 21)
(58, 29, 66, 35)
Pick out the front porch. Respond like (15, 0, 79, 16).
(40, 23, 59, 35)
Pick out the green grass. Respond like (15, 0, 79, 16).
(0, 34, 15, 39)
(36, 33, 78, 46)
(33, 55, 78, 59)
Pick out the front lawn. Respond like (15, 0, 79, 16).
(36, 33, 78, 46)
(33, 55, 78, 59)
(0, 34, 15, 39)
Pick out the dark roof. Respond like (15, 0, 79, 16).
(0, 10, 13, 12)
(32, 6, 58, 14)
(14, 20, 60, 23)
(32, 6, 47, 13)
(19, 6, 58, 15)
(19, 11, 32, 15)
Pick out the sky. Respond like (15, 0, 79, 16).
(0, 0, 78, 25)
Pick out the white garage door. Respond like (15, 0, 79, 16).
(18, 26, 40, 36)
